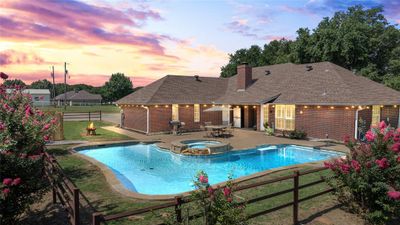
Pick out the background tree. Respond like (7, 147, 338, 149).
(3, 79, 26, 87)
(102, 73, 133, 102)
(29, 79, 52, 89)
(220, 5, 400, 91)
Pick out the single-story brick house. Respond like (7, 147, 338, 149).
(116, 62, 400, 140)
(54, 90, 102, 106)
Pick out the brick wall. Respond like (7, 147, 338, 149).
(295, 106, 356, 140)
(138, 104, 223, 133)
(381, 106, 399, 128)
(149, 106, 172, 133)
(122, 107, 147, 133)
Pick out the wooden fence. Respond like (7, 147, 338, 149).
(44, 151, 333, 225)
(63, 111, 102, 121)
(91, 167, 332, 225)
(44, 152, 96, 225)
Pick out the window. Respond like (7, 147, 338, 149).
(172, 104, 179, 121)
(263, 105, 269, 125)
(194, 104, 200, 122)
(371, 105, 380, 126)
(275, 105, 295, 130)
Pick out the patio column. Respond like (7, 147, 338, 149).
(260, 104, 265, 131)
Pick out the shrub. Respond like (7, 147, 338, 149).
(0, 80, 56, 224)
(324, 121, 400, 224)
(263, 122, 274, 136)
(288, 129, 307, 139)
(177, 171, 247, 225)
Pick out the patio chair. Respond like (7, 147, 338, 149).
(225, 123, 234, 138)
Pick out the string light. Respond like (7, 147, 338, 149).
(299, 110, 303, 114)
(366, 106, 370, 109)
(381, 105, 384, 108)
(155, 105, 159, 108)
(304, 106, 308, 109)
(252, 106, 256, 109)
(203, 104, 207, 107)
(351, 106, 355, 109)
(394, 105, 397, 108)
(244, 105, 248, 109)
(165, 105, 169, 108)
(186, 105, 189, 108)
(330, 106, 335, 109)
(317, 106, 321, 109)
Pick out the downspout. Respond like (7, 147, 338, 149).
(143, 106, 149, 134)
(354, 108, 361, 140)
(260, 104, 264, 131)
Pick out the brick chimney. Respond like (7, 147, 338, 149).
(237, 63, 252, 91)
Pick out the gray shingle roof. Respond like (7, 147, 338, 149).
(54, 90, 102, 101)
(117, 62, 400, 105)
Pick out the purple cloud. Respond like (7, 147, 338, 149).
(0, 50, 46, 66)
(0, 0, 174, 58)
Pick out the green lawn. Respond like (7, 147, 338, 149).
(63, 121, 131, 141)
(40, 105, 120, 113)
(47, 145, 349, 225)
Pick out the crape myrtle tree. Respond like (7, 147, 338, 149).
(220, 6, 400, 90)
(0, 74, 57, 224)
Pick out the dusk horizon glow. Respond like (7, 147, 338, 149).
(1, 0, 399, 87)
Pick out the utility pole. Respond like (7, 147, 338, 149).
(64, 62, 68, 110)
(51, 66, 55, 101)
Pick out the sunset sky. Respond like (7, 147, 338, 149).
(1, 0, 399, 87)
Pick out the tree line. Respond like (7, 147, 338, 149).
(220, 6, 400, 90)
(4, 73, 139, 102)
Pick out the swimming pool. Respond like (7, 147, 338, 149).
(78, 143, 343, 195)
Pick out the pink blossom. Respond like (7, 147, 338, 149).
(387, 191, 400, 200)
(198, 175, 208, 184)
(365, 130, 376, 142)
(375, 158, 390, 169)
(323, 161, 333, 169)
(2, 188, 10, 196)
(0, 122, 5, 131)
(340, 164, 351, 174)
(394, 133, 400, 142)
(25, 106, 33, 117)
(227, 197, 233, 202)
(223, 187, 231, 197)
(2, 178, 12, 186)
(207, 187, 214, 195)
(11, 178, 21, 186)
(343, 135, 351, 145)
(43, 135, 50, 141)
(42, 124, 51, 131)
(351, 160, 361, 172)
(391, 143, 400, 153)
(397, 156, 400, 163)
(379, 121, 387, 130)
(0, 72, 8, 80)
(384, 130, 394, 141)
(51, 118, 58, 124)
(365, 161, 372, 168)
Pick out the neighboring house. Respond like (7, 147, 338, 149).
(6, 89, 51, 106)
(54, 90, 102, 106)
(116, 62, 400, 140)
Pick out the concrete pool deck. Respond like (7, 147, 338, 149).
(102, 126, 349, 153)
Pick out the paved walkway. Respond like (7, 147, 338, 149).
(46, 140, 89, 146)
(102, 126, 348, 153)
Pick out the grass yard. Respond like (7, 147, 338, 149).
(39, 105, 120, 113)
(44, 145, 364, 225)
(63, 121, 131, 141)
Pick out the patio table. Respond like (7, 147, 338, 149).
(205, 125, 228, 137)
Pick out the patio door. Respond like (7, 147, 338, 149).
(233, 107, 241, 128)
(222, 110, 230, 125)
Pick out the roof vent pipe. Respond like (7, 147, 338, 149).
(306, 65, 313, 71)
(194, 75, 200, 81)
(265, 70, 271, 75)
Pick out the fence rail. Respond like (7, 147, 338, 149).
(63, 111, 102, 121)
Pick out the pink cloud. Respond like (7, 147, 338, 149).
(0, 0, 173, 58)
(0, 50, 47, 66)
(280, 5, 317, 17)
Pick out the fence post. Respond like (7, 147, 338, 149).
(293, 170, 300, 225)
(73, 188, 80, 225)
(175, 196, 183, 223)
(92, 212, 102, 225)
(99, 111, 102, 121)
(89, 112, 91, 121)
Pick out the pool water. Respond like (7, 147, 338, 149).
(186, 140, 221, 149)
(78, 144, 343, 195)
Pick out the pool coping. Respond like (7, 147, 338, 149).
(70, 140, 348, 201)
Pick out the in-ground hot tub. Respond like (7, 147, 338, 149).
(170, 139, 231, 154)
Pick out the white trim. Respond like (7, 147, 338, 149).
(260, 104, 265, 131)
(143, 106, 149, 134)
